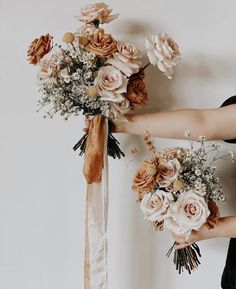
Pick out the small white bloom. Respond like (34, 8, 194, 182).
(184, 130, 191, 138)
(195, 169, 201, 176)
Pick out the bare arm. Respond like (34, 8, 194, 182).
(114, 104, 236, 141)
(173, 216, 236, 249)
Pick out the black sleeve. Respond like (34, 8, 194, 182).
(220, 95, 236, 143)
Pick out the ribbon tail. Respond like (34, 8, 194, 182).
(84, 119, 109, 289)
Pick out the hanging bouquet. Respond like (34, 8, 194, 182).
(27, 2, 181, 183)
(132, 131, 234, 274)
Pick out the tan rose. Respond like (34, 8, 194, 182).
(27, 34, 53, 65)
(132, 160, 157, 201)
(106, 41, 142, 77)
(76, 3, 119, 24)
(125, 70, 148, 106)
(85, 30, 117, 58)
(156, 158, 181, 188)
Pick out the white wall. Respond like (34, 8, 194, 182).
(1, 0, 236, 288)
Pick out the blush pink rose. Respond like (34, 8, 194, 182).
(106, 41, 142, 77)
(76, 3, 119, 24)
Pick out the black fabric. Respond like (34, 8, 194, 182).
(220, 96, 236, 288)
(220, 95, 236, 143)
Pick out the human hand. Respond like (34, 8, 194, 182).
(172, 223, 211, 249)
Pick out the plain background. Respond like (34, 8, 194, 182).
(1, 0, 236, 288)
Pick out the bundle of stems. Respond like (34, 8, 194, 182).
(166, 242, 201, 274)
(73, 131, 125, 159)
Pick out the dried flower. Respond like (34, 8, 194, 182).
(63, 32, 75, 43)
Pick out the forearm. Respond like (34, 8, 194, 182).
(120, 109, 208, 139)
(114, 105, 236, 141)
(200, 216, 236, 240)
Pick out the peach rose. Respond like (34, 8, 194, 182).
(106, 41, 142, 77)
(85, 30, 117, 58)
(76, 3, 119, 24)
(146, 33, 181, 79)
(27, 34, 53, 65)
(125, 70, 148, 106)
(94, 65, 127, 102)
(132, 160, 157, 200)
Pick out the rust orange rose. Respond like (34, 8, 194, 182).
(132, 160, 157, 201)
(27, 34, 53, 65)
(85, 29, 117, 58)
(125, 71, 148, 106)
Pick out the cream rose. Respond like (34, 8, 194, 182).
(156, 158, 181, 188)
(140, 190, 172, 222)
(106, 41, 142, 77)
(145, 33, 181, 79)
(76, 3, 119, 24)
(94, 65, 128, 102)
(168, 191, 210, 234)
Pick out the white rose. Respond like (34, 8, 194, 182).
(94, 66, 128, 102)
(145, 33, 181, 79)
(168, 191, 210, 233)
(76, 3, 119, 24)
(140, 190, 172, 222)
(106, 41, 142, 77)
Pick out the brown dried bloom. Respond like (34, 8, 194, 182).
(27, 34, 53, 65)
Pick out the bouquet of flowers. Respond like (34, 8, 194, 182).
(27, 2, 181, 183)
(27, 3, 182, 288)
(132, 131, 234, 274)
